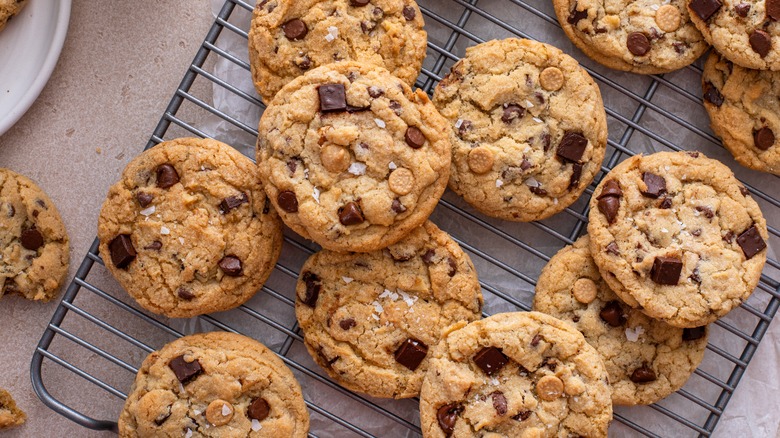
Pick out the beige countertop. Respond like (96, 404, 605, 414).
(0, 1, 778, 437)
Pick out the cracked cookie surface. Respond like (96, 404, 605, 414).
(295, 221, 482, 398)
(419, 311, 612, 438)
(534, 235, 709, 405)
(98, 138, 283, 318)
(1, 168, 69, 301)
(118, 332, 309, 437)
(0, 388, 26, 429)
(0, 0, 27, 32)
(555, 0, 707, 73)
(257, 62, 451, 252)
(702, 51, 780, 175)
(432, 38, 607, 222)
(588, 151, 768, 328)
(248, 0, 427, 103)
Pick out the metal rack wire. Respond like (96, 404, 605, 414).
(31, 0, 780, 436)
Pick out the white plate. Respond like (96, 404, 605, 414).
(0, 0, 71, 137)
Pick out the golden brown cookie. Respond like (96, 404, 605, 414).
(0, 0, 27, 32)
(0, 389, 25, 429)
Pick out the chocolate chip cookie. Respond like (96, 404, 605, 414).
(257, 62, 451, 252)
(702, 51, 780, 175)
(432, 38, 608, 222)
(534, 235, 709, 405)
(555, 0, 708, 74)
(688, 0, 780, 70)
(1, 168, 69, 302)
(118, 331, 309, 437)
(0, 389, 25, 429)
(588, 151, 768, 328)
(98, 138, 283, 318)
(295, 220, 482, 398)
(419, 311, 612, 437)
(248, 0, 427, 103)
(0, 0, 27, 32)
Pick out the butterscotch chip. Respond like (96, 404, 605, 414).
(655, 5, 681, 32)
(321, 145, 351, 173)
(537, 375, 564, 401)
(205, 399, 234, 426)
(572, 278, 597, 303)
(467, 147, 494, 174)
(388, 168, 415, 195)
(540, 67, 564, 91)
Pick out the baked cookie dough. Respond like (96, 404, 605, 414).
(588, 151, 768, 328)
(702, 51, 780, 175)
(1, 168, 69, 301)
(295, 221, 483, 398)
(534, 235, 709, 405)
(257, 62, 451, 252)
(0, 0, 27, 32)
(688, 0, 780, 70)
(98, 138, 283, 318)
(118, 332, 309, 437)
(419, 311, 612, 437)
(432, 38, 607, 222)
(554, 0, 708, 73)
(0, 389, 25, 429)
(248, 0, 427, 103)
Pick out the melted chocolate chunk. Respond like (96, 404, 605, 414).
(767, 0, 780, 20)
(501, 103, 525, 123)
(569, 163, 583, 189)
(218, 255, 243, 276)
(20, 227, 44, 251)
(457, 119, 472, 137)
(556, 131, 588, 163)
(567, 5, 588, 24)
(651, 256, 683, 285)
(402, 6, 416, 20)
(749, 30, 771, 57)
(683, 326, 707, 341)
(734, 2, 751, 16)
(600, 300, 626, 327)
(405, 126, 426, 148)
(109, 234, 136, 269)
(598, 196, 620, 224)
(394, 338, 428, 371)
(437, 403, 462, 436)
(318, 83, 347, 112)
(736, 225, 766, 259)
(391, 198, 407, 213)
(350, 0, 370, 5)
(422, 249, 436, 265)
(177, 287, 195, 300)
(248, 397, 270, 421)
(220, 192, 249, 213)
(277, 190, 299, 213)
(367, 86, 384, 98)
(156, 164, 179, 189)
(491, 391, 508, 416)
(703, 81, 724, 106)
(754, 127, 775, 150)
(301, 271, 321, 307)
(531, 334, 542, 346)
(598, 179, 623, 198)
(627, 32, 651, 56)
(606, 241, 620, 255)
(136, 192, 154, 208)
(473, 347, 509, 376)
(689, 0, 722, 20)
(168, 355, 203, 384)
(144, 240, 163, 251)
(513, 410, 532, 421)
(696, 206, 714, 219)
(529, 186, 547, 196)
(338, 202, 364, 225)
(282, 18, 308, 40)
(641, 172, 666, 198)
(630, 366, 657, 383)
(339, 318, 357, 330)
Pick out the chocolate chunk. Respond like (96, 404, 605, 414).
(156, 164, 179, 189)
(520, 159, 532, 171)
(737, 225, 766, 259)
(691, 228, 702, 237)
(754, 127, 775, 150)
(144, 240, 163, 251)
(318, 83, 347, 113)
(339, 318, 357, 330)
(501, 103, 525, 123)
(422, 249, 436, 264)
(248, 397, 270, 421)
(689, 0, 722, 20)
(541, 357, 558, 371)
(447, 257, 457, 277)
(109, 234, 136, 269)
(690, 267, 702, 283)
(630, 366, 657, 383)
(600, 300, 626, 327)
(20, 227, 44, 251)
(282, 18, 308, 40)
(405, 126, 425, 148)
(177, 288, 195, 300)
(555, 132, 588, 163)
(491, 391, 508, 416)
(659, 197, 673, 209)
(277, 190, 299, 213)
(437, 403, 462, 436)
(641, 172, 666, 198)
(295, 54, 311, 70)
(734, 2, 750, 16)
(394, 338, 428, 371)
(389, 100, 402, 115)
(683, 326, 707, 341)
(598, 196, 620, 224)
(301, 271, 321, 307)
(606, 241, 620, 255)
(703, 81, 724, 107)
(402, 5, 416, 20)
(136, 192, 154, 207)
(36, 199, 46, 208)
(220, 192, 249, 213)
(569, 163, 583, 189)
(513, 410, 532, 421)
(338, 202, 364, 225)
(218, 255, 243, 276)
(597, 179, 623, 198)
(391, 198, 407, 213)
(749, 30, 771, 57)
(531, 334, 542, 346)
(457, 120, 472, 136)
(168, 355, 203, 384)
(672, 42, 688, 54)
(627, 32, 651, 56)
(768, 0, 780, 20)
(740, 186, 750, 197)
(154, 408, 171, 426)
(529, 186, 548, 197)
(651, 256, 683, 285)
(473, 347, 509, 376)
(367, 86, 384, 98)
(723, 231, 735, 243)
(567, 6, 588, 24)
(696, 206, 714, 219)
(350, 0, 370, 5)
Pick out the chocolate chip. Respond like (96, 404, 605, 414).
(737, 225, 767, 259)
(367, 86, 384, 98)
(754, 127, 775, 150)
(627, 32, 651, 56)
(144, 240, 162, 251)
(651, 256, 683, 285)
(295, 54, 311, 70)
(20, 227, 44, 251)
(659, 197, 673, 209)
(36, 199, 46, 208)
(136, 192, 154, 207)
(501, 103, 525, 123)
(394, 338, 428, 371)
(767, 0, 780, 20)
(556, 132, 588, 163)
(339, 318, 357, 330)
(683, 326, 707, 341)
(31, 210, 39, 218)
(473, 347, 509, 376)
(402, 5, 416, 20)
(405, 126, 425, 148)
(218, 255, 243, 276)
(318, 83, 347, 113)
(338, 202, 364, 225)
(491, 391, 508, 416)
(723, 231, 735, 243)
(457, 120, 472, 137)
(734, 2, 750, 16)
(691, 228, 702, 237)
(154, 408, 171, 426)
(437, 403, 462, 436)
(541, 357, 558, 371)
(600, 301, 626, 327)
(513, 410, 532, 421)
(531, 334, 542, 346)
(749, 30, 771, 57)
(177, 288, 195, 300)
(283, 18, 307, 40)
(690, 267, 702, 283)
(422, 249, 436, 264)
(109, 234, 136, 269)
(391, 198, 407, 213)
(168, 355, 203, 384)
(277, 190, 298, 213)
(606, 241, 620, 255)
(220, 192, 248, 213)
(529, 186, 547, 196)
(696, 206, 714, 219)
(248, 397, 270, 421)
(350, 0, 370, 5)
(347, 104, 370, 113)
(641, 172, 666, 198)
(447, 257, 457, 277)
(630, 366, 657, 383)
(598, 179, 623, 198)
(156, 164, 179, 189)
(569, 163, 583, 189)
(567, 6, 588, 24)
(703, 81, 724, 107)
(689, 0, 722, 20)
(740, 186, 750, 197)
(598, 196, 620, 224)
(672, 42, 688, 53)
(301, 271, 321, 307)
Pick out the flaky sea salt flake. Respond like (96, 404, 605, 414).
(325, 26, 339, 42)
(374, 118, 386, 128)
(160, 226, 170, 235)
(139, 206, 156, 216)
(251, 419, 262, 431)
(348, 162, 367, 175)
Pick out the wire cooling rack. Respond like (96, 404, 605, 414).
(31, 0, 780, 436)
